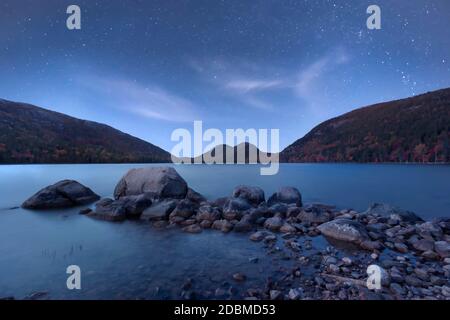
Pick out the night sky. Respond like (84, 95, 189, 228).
(1, 0, 449, 153)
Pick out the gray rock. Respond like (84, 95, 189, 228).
(390, 283, 406, 296)
(288, 288, 303, 300)
(88, 198, 127, 221)
(232, 185, 265, 206)
(269, 290, 283, 300)
(196, 205, 222, 221)
(169, 199, 196, 219)
(232, 273, 246, 282)
(120, 194, 153, 218)
(79, 208, 92, 215)
(268, 187, 302, 207)
(185, 188, 207, 204)
(417, 222, 443, 240)
(363, 203, 423, 223)
(212, 219, 233, 233)
(113, 167, 187, 199)
(298, 207, 331, 224)
(279, 223, 297, 233)
(268, 203, 288, 217)
(264, 216, 284, 231)
(249, 231, 270, 242)
(223, 198, 252, 220)
(361, 240, 383, 251)
(422, 250, 440, 260)
(434, 241, 450, 258)
(317, 218, 369, 245)
(140, 199, 178, 221)
(182, 224, 202, 233)
(412, 239, 435, 252)
(394, 242, 408, 253)
(234, 215, 254, 232)
(22, 180, 100, 209)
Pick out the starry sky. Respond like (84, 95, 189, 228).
(1, 0, 449, 154)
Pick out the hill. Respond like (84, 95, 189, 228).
(0, 99, 171, 164)
(281, 88, 450, 163)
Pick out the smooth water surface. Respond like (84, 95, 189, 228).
(0, 163, 449, 299)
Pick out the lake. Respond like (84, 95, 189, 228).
(0, 163, 449, 299)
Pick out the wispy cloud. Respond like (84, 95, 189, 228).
(189, 47, 351, 113)
(225, 79, 282, 93)
(79, 76, 200, 122)
(293, 47, 350, 112)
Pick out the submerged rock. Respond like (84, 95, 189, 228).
(113, 167, 188, 199)
(88, 194, 152, 221)
(317, 218, 369, 246)
(140, 199, 178, 221)
(264, 216, 283, 231)
(298, 206, 331, 224)
(364, 203, 423, 223)
(212, 219, 233, 233)
(22, 180, 100, 209)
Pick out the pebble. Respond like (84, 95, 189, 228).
(288, 288, 303, 300)
(232, 273, 247, 282)
(269, 290, 282, 300)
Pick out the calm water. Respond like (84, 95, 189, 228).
(0, 163, 449, 299)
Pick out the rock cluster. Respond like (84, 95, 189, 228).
(21, 167, 450, 300)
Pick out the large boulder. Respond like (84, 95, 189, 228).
(364, 203, 423, 223)
(268, 187, 302, 207)
(317, 218, 369, 246)
(22, 180, 100, 209)
(140, 199, 178, 221)
(113, 167, 188, 200)
(232, 185, 265, 206)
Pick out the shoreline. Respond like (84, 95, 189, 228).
(9, 166, 450, 300)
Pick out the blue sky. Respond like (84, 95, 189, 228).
(1, 0, 449, 153)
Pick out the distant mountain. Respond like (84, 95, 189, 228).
(0, 99, 171, 164)
(178, 142, 275, 164)
(281, 88, 450, 163)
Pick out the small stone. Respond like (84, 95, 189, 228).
(390, 283, 405, 296)
(422, 250, 439, 260)
(249, 231, 269, 242)
(79, 208, 92, 215)
(394, 242, 408, 253)
(442, 286, 450, 297)
(412, 239, 434, 252)
(264, 217, 283, 231)
(232, 273, 246, 282)
(280, 223, 297, 233)
(182, 224, 202, 234)
(434, 241, 450, 258)
(269, 290, 283, 300)
(342, 257, 353, 266)
(288, 288, 303, 300)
